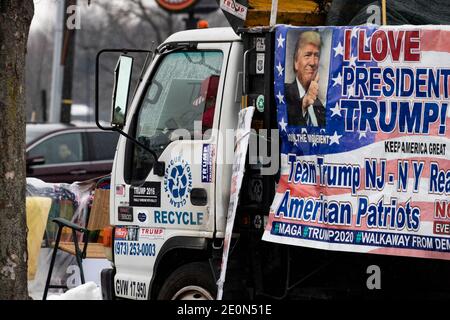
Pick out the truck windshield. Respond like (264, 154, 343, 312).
(129, 50, 223, 182)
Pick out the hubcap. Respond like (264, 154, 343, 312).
(172, 286, 214, 300)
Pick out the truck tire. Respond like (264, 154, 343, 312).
(157, 262, 217, 300)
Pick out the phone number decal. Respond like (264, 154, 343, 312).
(115, 241, 156, 256)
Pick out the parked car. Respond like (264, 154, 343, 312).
(26, 123, 120, 183)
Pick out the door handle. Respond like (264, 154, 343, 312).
(70, 169, 87, 175)
(190, 188, 207, 206)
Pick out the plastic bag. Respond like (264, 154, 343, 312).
(26, 177, 99, 298)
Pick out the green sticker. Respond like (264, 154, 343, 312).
(256, 95, 265, 112)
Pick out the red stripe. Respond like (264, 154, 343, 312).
(421, 30, 450, 53)
(375, 117, 450, 142)
(369, 247, 450, 260)
(276, 175, 349, 197)
(277, 158, 450, 198)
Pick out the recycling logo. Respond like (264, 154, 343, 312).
(164, 156, 192, 208)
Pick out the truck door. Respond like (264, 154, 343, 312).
(111, 43, 232, 299)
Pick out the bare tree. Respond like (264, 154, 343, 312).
(94, 0, 183, 46)
(71, 0, 185, 121)
(0, 0, 34, 299)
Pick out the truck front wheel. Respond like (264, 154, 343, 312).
(157, 262, 217, 300)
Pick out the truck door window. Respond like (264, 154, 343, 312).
(128, 50, 223, 183)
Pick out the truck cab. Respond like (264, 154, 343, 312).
(100, 27, 249, 300)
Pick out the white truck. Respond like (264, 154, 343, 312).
(96, 1, 450, 300)
(99, 21, 275, 299)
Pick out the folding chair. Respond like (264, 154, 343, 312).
(43, 176, 110, 300)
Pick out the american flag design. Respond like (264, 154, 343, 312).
(262, 25, 450, 260)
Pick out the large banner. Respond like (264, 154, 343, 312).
(262, 25, 450, 260)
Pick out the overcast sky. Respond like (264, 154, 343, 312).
(30, 0, 54, 32)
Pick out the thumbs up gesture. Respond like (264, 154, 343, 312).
(302, 72, 319, 111)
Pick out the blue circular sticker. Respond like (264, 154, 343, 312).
(164, 156, 192, 208)
(138, 212, 147, 222)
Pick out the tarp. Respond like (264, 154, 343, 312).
(219, 0, 450, 30)
(263, 24, 450, 260)
(327, 0, 450, 26)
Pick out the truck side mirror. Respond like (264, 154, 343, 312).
(111, 55, 134, 128)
